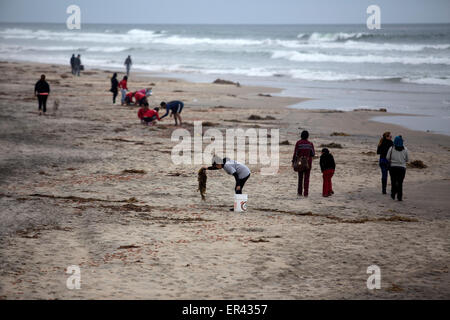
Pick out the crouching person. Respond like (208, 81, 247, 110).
(320, 148, 335, 197)
(204, 156, 251, 195)
(138, 105, 160, 126)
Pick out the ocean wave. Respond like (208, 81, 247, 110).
(401, 77, 450, 86)
(303, 32, 371, 42)
(271, 50, 450, 65)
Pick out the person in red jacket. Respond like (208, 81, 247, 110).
(118, 76, 128, 105)
(125, 91, 135, 105)
(138, 105, 160, 125)
(134, 90, 147, 106)
(292, 130, 315, 198)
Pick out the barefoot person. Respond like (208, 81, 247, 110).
(320, 148, 335, 197)
(204, 156, 251, 195)
(387, 136, 409, 201)
(160, 100, 184, 126)
(34, 74, 50, 116)
(292, 130, 315, 198)
(377, 131, 394, 194)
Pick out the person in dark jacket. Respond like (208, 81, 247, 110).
(292, 130, 315, 198)
(160, 100, 184, 126)
(34, 74, 50, 115)
(74, 54, 81, 76)
(110, 73, 119, 104)
(124, 55, 132, 76)
(320, 148, 336, 197)
(376, 131, 393, 194)
(70, 54, 75, 74)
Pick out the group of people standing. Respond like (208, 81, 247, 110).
(290, 130, 409, 200)
(70, 54, 82, 76)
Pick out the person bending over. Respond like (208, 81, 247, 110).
(204, 156, 251, 195)
(138, 105, 160, 126)
(160, 100, 184, 126)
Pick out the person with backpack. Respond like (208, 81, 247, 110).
(110, 73, 119, 104)
(387, 136, 409, 201)
(34, 74, 50, 115)
(292, 130, 315, 198)
(377, 131, 394, 194)
(320, 148, 335, 197)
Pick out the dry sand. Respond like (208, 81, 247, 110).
(0, 61, 449, 299)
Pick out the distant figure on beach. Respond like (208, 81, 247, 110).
(125, 91, 135, 105)
(110, 73, 119, 104)
(138, 105, 160, 126)
(74, 54, 82, 76)
(204, 156, 251, 196)
(118, 76, 128, 105)
(387, 136, 409, 201)
(377, 131, 394, 194)
(160, 100, 184, 126)
(320, 148, 335, 197)
(70, 54, 75, 75)
(34, 74, 50, 116)
(292, 130, 315, 198)
(124, 55, 132, 76)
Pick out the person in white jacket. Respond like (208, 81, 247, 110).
(387, 136, 409, 201)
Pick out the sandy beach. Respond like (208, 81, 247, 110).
(0, 60, 449, 300)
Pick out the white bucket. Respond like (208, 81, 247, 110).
(234, 194, 248, 212)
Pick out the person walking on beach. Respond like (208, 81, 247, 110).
(124, 55, 132, 76)
(160, 100, 184, 126)
(320, 148, 335, 197)
(74, 54, 82, 76)
(377, 131, 394, 194)
(292, 130, 315, 198)
(204, 156, 251, 195)
(387, 136, 409, 201)
(110, 73, 119, 104)
(34, 74, 50, 116)
(70, 54, 75, 75)
(118, 76, 128, 105)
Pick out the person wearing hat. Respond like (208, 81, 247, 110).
(320, 148, 336, 197)
(387, 135, 409, 201)
(204, 156, 251, 195)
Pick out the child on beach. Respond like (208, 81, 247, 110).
(34, 74, 50, 115)
(160, 100, 184, 126)
(118, 76, 128, 105)
(138, 105, 160, 125)
(125, 91, 135, 105)
(320, 148, 335, 197)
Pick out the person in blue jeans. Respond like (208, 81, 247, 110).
(376, 131, 393, 194)
(160, 100, 184, 126)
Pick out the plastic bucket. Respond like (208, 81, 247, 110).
(234, 194, 248, 212)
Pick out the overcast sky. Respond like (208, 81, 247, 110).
(0, 0, 449, 24)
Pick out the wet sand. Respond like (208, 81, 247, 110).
(0, 61, 449, 299)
